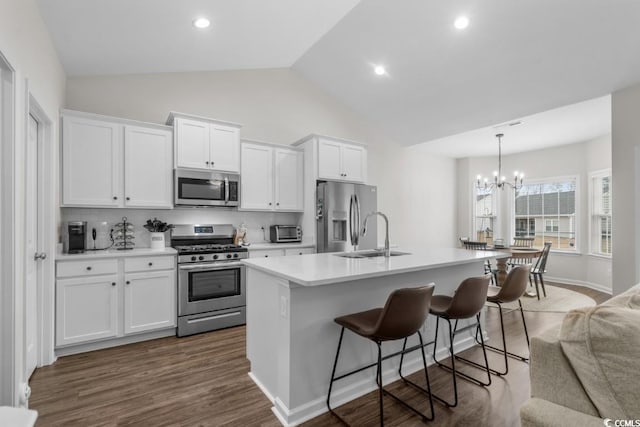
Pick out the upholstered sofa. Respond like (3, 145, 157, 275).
(520, 283, 640, 427)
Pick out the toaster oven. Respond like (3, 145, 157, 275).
(270, 225, 302, 243)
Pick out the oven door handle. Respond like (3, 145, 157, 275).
(179, 262, 245, 271)
(224, 176, 230, 203)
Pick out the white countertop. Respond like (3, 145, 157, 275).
(242, 247, 507, 286)
(245, 242, 315, 250)
(56, 247, 177, 261)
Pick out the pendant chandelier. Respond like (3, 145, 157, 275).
(476, 133, 524, 191)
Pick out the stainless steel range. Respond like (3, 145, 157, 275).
(172, 224, 248, 337)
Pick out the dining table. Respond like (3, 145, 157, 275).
(488, 246, 543, 296)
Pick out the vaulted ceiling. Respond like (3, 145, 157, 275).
(37, 0, 640, 151)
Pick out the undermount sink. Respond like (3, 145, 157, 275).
(336, 250, 410, 258)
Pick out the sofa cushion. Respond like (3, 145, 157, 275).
(602, 283, 640, 309)
(560, 304, 640, 419)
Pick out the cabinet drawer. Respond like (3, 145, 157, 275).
(249, 249, 285, 258)
(284, 247, 315, 256)
(57, 259, 118, 278)
(124, 256, 175, 272)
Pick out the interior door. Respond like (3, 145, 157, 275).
(25, 114, 39, 378)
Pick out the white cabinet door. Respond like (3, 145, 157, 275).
(56, 275, 119, 346)
(240, 143, 273, 210)
(210, 124, 240, 172)
(249, 249, 285, 258)
(124, 126, 173, 208)
(341, 144, 366, 183)
(124, 270, 176, 335)
(62, 116, 122, 207)
(175, 118, 210, 170)
(274, 148, 303, 211)
(318, 139, 343, 180)
(284, 247, 315, 256)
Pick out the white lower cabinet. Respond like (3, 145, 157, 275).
(124, 270, 176, 334)
(56, 254, 176, 349)
(56, 274, 119, 346)
(249, 247, 315, 258)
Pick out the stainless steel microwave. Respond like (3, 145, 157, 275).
(174, 169, 239, 207)
(270, 225, 302, 243)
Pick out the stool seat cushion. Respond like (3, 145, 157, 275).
(335, 308, 383, 339)
(486, 285, 502, 303)
(429, 295, 453, 316)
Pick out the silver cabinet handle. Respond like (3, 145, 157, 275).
(148, 262, 153, 266)
(86, 266, 92, 271)
(111, 282, 116, 286)
(34, 252, 47, 261)
(126, 281, 130, 285)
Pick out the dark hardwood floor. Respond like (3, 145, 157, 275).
(29, 282, 609, 427)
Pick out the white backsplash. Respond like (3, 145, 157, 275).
(60, 208, 302, 249)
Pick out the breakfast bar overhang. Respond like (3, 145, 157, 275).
(243, 248, 503, 426)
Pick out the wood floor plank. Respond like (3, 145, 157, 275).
(29, 282, 608, 426)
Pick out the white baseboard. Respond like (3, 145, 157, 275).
(54, 328, 176, 357)
(248, 372, 275, 404)
(267, 335, 480, 426)
(544, 276, 612, 295)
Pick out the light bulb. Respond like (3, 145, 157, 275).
(374, 65, 386, 76)
(493, 171, 498, 177)
(514, 171, 519, 177)
(501, 176, 506, 182)
(193, 18, 211, 29)
(454, 16, 469, 30)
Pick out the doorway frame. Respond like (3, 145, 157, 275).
(0, 50, 17, 406)
(25, 80, 56, 373)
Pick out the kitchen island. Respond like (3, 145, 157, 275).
(243, 248, 502, 426)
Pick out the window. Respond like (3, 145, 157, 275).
(474, 186, 495, 244)
(590, 171, 612, 256)
(514, 178, 577, 251)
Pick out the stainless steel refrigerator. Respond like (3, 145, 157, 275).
(316, 181, 378, 253)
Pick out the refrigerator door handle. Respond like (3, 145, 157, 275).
(353, 194, 360, 246)
(349, 194, 354, 246)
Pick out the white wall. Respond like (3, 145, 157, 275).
(457, 136, 612, 291)
(0, 0, 66, 406)
(612, 81, 640, 295)
(65, 69, 458, 250)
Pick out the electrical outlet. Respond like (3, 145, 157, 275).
(280, 296, 288, 318)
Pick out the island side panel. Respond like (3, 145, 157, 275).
(246, 267, 282, 400)
(282, 260, 484, 423)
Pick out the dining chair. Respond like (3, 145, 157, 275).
(530, 242, 552, 300)
(512, 236, 534, 248)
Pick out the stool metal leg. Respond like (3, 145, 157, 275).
(395, 331, 435, 421)
(482, 302, 530, 376)
(327, 327, 347, 422)
(450, 314, 492, 387)
(377, 341, 384, 426)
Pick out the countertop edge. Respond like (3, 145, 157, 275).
(56, 247, 177, 261)
(243, 251, 504, 287)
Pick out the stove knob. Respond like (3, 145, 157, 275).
(226, 254, 232, 259)
(233, 253, 239, 258)
(199, 256, 205, 261)
(191, 256, 197, 262)
(213, 255, 219, 260)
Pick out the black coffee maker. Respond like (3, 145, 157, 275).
(65, 221, 87, 254)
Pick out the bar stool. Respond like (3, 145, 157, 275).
(428, 275, 492, 408)
(327, 284, 436, 426)
(481, 265, 531, 376)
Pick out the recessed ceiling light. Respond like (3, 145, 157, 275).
(374, 65, 386, 76)
(454, 16, 469, 30)
(193, 18, 211, 29)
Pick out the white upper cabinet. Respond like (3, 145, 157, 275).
(175, 118, 210, 170)
(241, 143, 274, 210)
(274, 148, 303, 211)
(169, 113, 241, 173)
(62, 115, 122, 207)
(61, 110, 174, 209)
(317, 137, 367, 183)
(124, 125, 173, 208)
(240, 141, 303, 212)
(210, 124, 240, 172)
